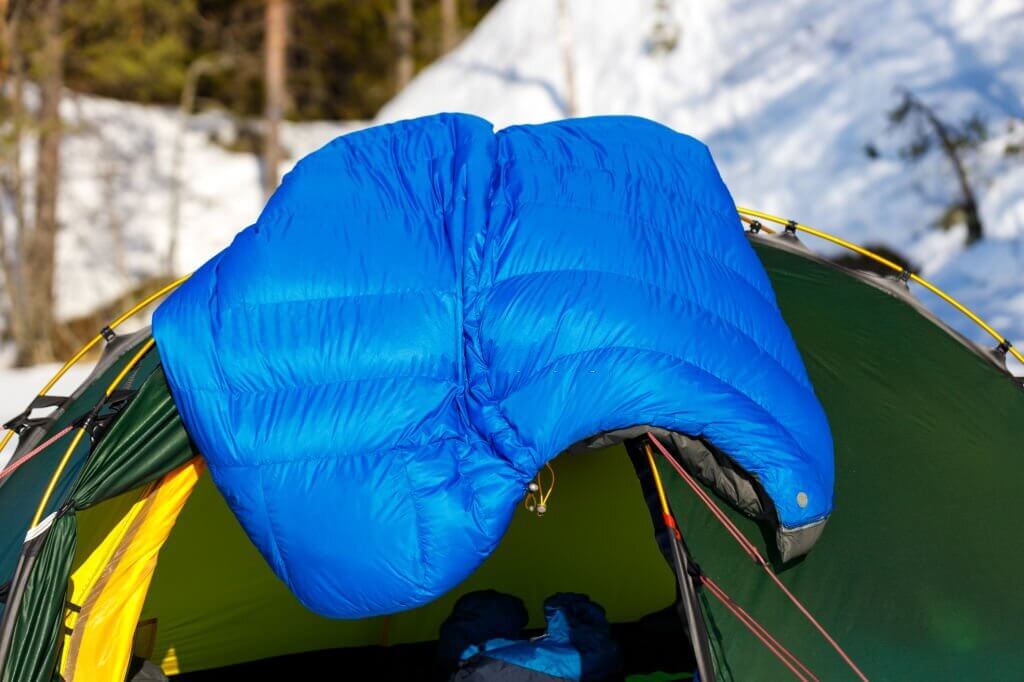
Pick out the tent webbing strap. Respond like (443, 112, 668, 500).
(2, 396, 69, 436)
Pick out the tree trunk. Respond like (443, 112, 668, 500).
(0, 0, 29, 357)
(557, 0, 578, 117)
(169, 54, 232, 275)
(0, 0, 9, 86)
(262, 0, 288, 200)
(395, 0, 414, 90)
(440, 0, 459, 55)
(20, 0, 63, 365)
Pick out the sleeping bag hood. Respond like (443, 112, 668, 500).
(152, 113, 834, 618)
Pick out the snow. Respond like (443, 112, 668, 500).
(15, 91, 361, 322)
(380, 0, 1024, 373)
(2, 0, 1022, 379)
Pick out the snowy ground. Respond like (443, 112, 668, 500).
(380, 0, 1024, 371)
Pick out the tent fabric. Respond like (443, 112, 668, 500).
(0, 332, 161, 675)
(657, 237, 1024, 680)
(67, 368, 195, 508)
(0, 515, 75, 682)
(152, 113, 834, 619)
(0, 364, 196, 682)
(58, 459, 203, 682)
(0, 330, 156, 605)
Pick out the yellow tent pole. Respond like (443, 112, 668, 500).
(644, 444, 672, 520)
(737, 206, 1024, 366)
(29, 338, 156, 528)
(0, 276, 188, 457)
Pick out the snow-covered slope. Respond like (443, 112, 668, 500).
(42, 93, 359, 321)
(380, 0, 1024, 369)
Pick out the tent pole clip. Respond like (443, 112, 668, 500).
(100, 326, 117, 343)
(784, 219, 798, 236)
(3, 395, 67, 434)
(2, 412, 28, 434)
(56, 500, 76, 519)
(79, 392, 132, 441)
(996, 340, 1013, 356)
(898, 268, 912, 283)
(749, 219, 763, 234)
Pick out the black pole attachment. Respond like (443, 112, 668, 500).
(625, 436, 716, 681)
(668, 515, 716, 681)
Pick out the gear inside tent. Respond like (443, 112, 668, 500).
(0, 115, 1020, 682)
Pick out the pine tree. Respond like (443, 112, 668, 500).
(63, 0, 196, 104)
(54, 0, 498, 121)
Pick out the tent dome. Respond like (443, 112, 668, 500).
(152, 114, 833, 618)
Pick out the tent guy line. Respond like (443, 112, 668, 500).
(649, 432, 870, 681)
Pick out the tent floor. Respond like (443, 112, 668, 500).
(169, 609, 696, 681)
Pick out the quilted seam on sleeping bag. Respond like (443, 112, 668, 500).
(152, 113, 834, 618)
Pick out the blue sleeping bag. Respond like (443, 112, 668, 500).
(153, 114, 833, 618)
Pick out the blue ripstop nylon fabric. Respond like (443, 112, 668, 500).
(153, 114, 834, 619)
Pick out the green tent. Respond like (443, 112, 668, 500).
(0, 222, 1020, 681)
